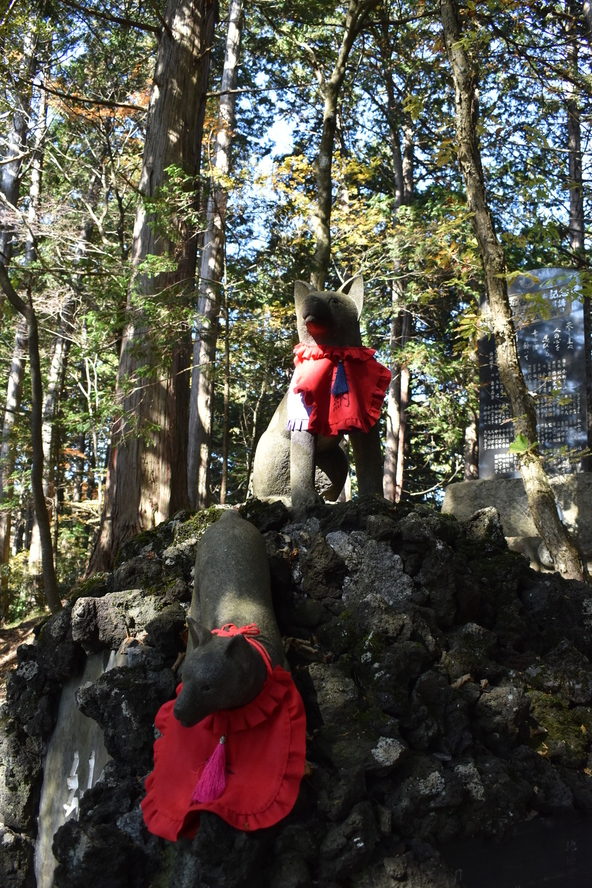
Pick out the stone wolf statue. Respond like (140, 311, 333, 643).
(173, 510, 286, 727)
(251, 277, 391, 512)
(143, 510, 305, 838)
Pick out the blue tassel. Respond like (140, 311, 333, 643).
(332, 361, 349, 396)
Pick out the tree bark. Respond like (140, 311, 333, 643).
(28, 295, 76, 582)
(187, 0, 242, 509)
(0, 32, 37, 613)
(220, 295, 231, 504)
(90, 0, 217, 571)
(24, 75, 67, 590)
(1, 41, 55, 608)
(0, 315, 28, 619)
(380, 25, 414, 501)
(565, 0, 592, 473)
(464, 411, 479, 480)
(441, 0, 587, 581)
(384, 298, 411, 501)
(0, 26, 39, 263)
(566, 3, 584, 260)
(311, 0, 379, 289)
(584, 0, 592, 36)
(0, 264, 61, 611)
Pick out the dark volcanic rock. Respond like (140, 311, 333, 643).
(76, 661, 176, 770)
(52, 761, 160, 888)
(0, 827, 36, 888)
(3, 501, 592, 888)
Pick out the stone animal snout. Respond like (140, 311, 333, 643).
(173, 619, 267, 727)
(295, 289, 362, 347)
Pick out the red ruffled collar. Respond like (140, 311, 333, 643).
(141, 627, 306, 840)
(287, 343, 391, 436)
(293, 343, 379, 363)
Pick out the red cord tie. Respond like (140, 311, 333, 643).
(211, 623, 261, 638)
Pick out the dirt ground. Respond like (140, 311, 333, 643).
(0, 616, 43, 704)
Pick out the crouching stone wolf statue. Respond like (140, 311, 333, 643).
(173, 510, 286, 727)
(142, 509, 306, 839)
(252, 277, 391, 512)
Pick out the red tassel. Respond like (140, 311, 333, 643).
(191, 735, 227, 803)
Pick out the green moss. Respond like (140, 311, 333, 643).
(143, 574, 187, 600)
(115, 526, 169, 565)
(317, 608, 361, 656)
(527, 689, 592, 768)
(142, 845, 176, 887)
(66, 572, 112, 603)
(173, 506, 224, 544)
(355, 628, 387, 662)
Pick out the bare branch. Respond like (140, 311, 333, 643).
(60, 0, 161, 34)
(0, 149, 31, 166)
(15, 76, 148, 114)
(0, 261, 28, 317)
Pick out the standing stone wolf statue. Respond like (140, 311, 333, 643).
(252, 277, 391, 512)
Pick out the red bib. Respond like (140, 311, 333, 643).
(141, 666, 306, 840)
(287, 344, 391, 437)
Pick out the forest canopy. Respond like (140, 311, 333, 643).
(0, 0, 590, 616)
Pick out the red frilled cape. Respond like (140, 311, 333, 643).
(141, 666, 306, 840)
(287, 344, 391, 437)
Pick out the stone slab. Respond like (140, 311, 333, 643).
(442, 473, 592, 556)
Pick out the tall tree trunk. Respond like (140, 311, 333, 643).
(0, 315, 27, 620)
(187, 0, 242, 509)
(464, 411, 479, 480)
(441, 0, 587, 581)
(0, 26, 39, 263)
(311, 0, 379, 289)
(584, 0, 592, 36)
(25, 76, 67, 592)
(1, 41, 53, 608)
(29, 121, 107, 581)
(566, 2, 585, 260)
(28, 295, 76, 584)
(220, 293, 231, 504)
(0, 23, 39, 600)
(0, 265, 61, 611)
(565, 1, 591, 469)
(384, 298, 411, 501)
(380, 26, 414, 500)
(89, 0, 217, 571)
(0, 39, 36, 613)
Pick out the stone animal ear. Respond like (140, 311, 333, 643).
(340, 276, 364, 318)
(294, 280, 313, 309)
(187, 618, 212, 648)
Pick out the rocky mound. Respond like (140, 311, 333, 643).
(2, 499, 592, 887)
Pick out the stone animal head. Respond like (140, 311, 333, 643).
(294, 277, 364, 348)
(173, 619, 267, 727)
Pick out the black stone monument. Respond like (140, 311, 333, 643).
(478, 268, 588, 480)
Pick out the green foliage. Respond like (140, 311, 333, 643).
(0, 0, 590, 588)
(1, 553, 39, 623)
(509, 433, 537, 455)
(142, 164, 204, 246)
